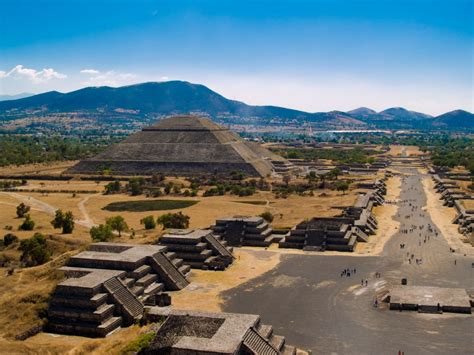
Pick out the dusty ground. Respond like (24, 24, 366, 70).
(0, 161, 77, 175)
(422, 177, 474, 256)
(388, 145, 423, 156)
(172, 249, 281, 312)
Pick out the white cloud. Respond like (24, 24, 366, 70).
(80, 69, 100, 74)
(0, 65, 67, 84)
(81, 70, 138, 87)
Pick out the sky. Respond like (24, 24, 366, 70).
(0, 0, 472, 115)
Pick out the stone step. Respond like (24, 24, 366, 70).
(131, 285, 145, 297)
(270, 334, 285, 350)
(282, 344, 296, 355)
(172, 258, 183, 268)
(257, 324, 273, 339)
(130, 265, 152, 279)
(179, 264, 191, 275)
(97, 316, 122, 336)
(143, 282, 164, 296)
(136, 273, 158, 288)
(122, 278, 135, 288)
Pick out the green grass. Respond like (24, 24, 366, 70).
(121, 331, 156, 354)
(232, 200, 267, 205)
(103, 199, 198, 212)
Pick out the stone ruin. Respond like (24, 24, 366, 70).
(143, 308, 310, 355)
(158, 229, 234, 270)
(279, 181, 386, 252)
(211, 216, 279, 247)
(47, 243, 190, 337)
(432, 174, 474, 245)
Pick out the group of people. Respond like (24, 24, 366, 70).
(340, 268, 356, 277)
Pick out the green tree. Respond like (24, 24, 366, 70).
(157, 212, 190, 229)
(335, 180, 350, 195)
(19, 215, 35, 231)
(106, 216, 129, 237)
(104, 180, 121, 194)
(90, 224, 114, 242)
(16, 203, 30, 218)
(19, 233, 51, 266)
(51, 209, 75, 234)
(140, 215, 156, 230)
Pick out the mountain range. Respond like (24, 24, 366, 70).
(0, 81, 472, 130)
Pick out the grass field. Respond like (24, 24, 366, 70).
(102, 199, 199, 212)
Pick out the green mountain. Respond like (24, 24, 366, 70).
(0, 81, 471, 130)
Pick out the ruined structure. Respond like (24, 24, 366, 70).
(279, 181, 386, 251)
(159, 229, 234, 270)
(47, 243, 189, 337)
(67, 115, 293, 177)
(432, 174, 474, 245)
(211, 216, 278, 247)
(144, 308, 310, 354)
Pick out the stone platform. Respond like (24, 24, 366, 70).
(144, 308, 310, 354)
(389, 286, 472, 314)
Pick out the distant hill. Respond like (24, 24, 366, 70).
(432, 110, 474, 129)
(0, 81, 471, 131)
(0, 92, 34, 101)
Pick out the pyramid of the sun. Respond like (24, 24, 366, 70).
(68, 115, 286, 177)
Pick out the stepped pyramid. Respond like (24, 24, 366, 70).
(68, 115, 289, 177)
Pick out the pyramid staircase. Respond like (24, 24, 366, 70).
(103, 277, 143, 325)
(148, 253, 189, 290)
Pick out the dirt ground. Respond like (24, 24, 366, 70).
(422, 177, 474, 256)
(387, 145, 423, 156)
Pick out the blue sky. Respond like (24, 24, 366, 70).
(0, 0, 472, 114)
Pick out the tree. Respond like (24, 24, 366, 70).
(90, 224, 114, 242)
(329, 168, 342, 180)
(19, 233, 51, 266)
(18, 215, 35, 231)
(106, 216, 129, 237)
(51, 209, 75, 234)
(104, 180, 121, 194)
(335, 180, 350, 195)
(306, 171, 318, 184)
(140, 215, 156, 230)
(283, 175, 291, 187)
(157, 212, 190, 229)
(16, 203, 30, 218)
(259, 212, 274, 223)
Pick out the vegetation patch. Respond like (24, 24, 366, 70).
(121, 331, 156, 354)
(103, 199, 198, 212)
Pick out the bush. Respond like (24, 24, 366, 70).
(259, 212, 274, 223)
(16, 203, 30, 218)
(90, 224, 113, 242)
(140, 215, 156, 230)
(19, 215, 35, 231)
(3, 233, 18, 247)
(157, 212, 190, 229)
(19, 233, 51, 266)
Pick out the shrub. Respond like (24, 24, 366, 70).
(140, 215, 156, 230)
(90, 224, 113, 242)
(3, 233, 18, 247)
(16, 203, 30, 218)
(259, 212, 274, 223)
(19, 215, 35, 231)
(19, 233, 51, 266)
(157, 212, 190, 229)
(122, 332, 156, 353)
(105, 216, 129, 237)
